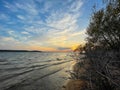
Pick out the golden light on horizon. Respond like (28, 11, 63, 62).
(27, 42, 86, 51)
(71, 45, 80, 51)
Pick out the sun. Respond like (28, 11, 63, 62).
(71, 44, 80, 51)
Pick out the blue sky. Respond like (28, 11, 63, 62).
(0, 0, 104, 51)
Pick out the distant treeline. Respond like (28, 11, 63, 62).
(0, 50, 42, 52)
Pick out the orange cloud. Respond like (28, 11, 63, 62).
(28, 46, 57, 51)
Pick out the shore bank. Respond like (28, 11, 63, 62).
(62, 54, 90, 90)
(62, 51, 120, 90)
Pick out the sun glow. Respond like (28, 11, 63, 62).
(71, 44, 80, 51)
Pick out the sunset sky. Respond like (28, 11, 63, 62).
(0, 0, 104, 51)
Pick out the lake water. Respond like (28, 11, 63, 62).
(0, 52, 75, 90)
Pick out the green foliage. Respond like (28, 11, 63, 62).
(82, 1, 120, 90)
(86, 0, 120, 50)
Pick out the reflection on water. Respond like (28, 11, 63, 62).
(0, 52, 74, 90)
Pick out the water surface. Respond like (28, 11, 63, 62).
(0, 52, 74, 90)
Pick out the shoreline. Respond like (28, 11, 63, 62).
(62, 54, 90, 90)
(63, 51, 120, 90)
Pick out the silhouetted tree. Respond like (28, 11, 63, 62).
(76, 0, 120, 89)
(86, 0, 120, 50)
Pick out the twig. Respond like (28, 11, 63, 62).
(96, 70, 120, 87)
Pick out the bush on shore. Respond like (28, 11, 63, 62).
(75, 0, 120, 90)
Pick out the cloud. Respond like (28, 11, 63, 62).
(17, 15, 25, 20)
(21, 31, 30, 35)
(41, 1, 52, 13)
(15, 1, 38, 15)
(6, 30, 30, 42)
(0, 0, 86, 51)
(0, 13, 9, 20)
(71, 29, 86, 37)
(57, 47, 71, 50)
(0, 36, 21, 50)
(70, 0, 83, 12)
(1, 37, 15, 41)
(24, 0, 85, 49)
(7, 30, 18, 38)
(46, 13, 78, 30)
(3, 1, 18, 12)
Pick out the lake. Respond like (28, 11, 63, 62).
(0, 52, 75, 90)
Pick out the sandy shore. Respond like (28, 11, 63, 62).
(62, 57, 90, 90)
(62, 80, 88, 90)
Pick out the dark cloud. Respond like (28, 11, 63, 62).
(57, 47, 71, 50)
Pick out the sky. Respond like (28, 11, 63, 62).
(0, 0, 104, 51)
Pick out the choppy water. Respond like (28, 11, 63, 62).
(0, 52, 74, 90)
